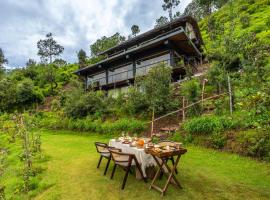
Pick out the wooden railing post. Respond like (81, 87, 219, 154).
(182, 97, 185, 122)
(151, 108, 155, 137)
(227, 75, 234, 114)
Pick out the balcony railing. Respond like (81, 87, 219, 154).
(87, 58, 173, 88)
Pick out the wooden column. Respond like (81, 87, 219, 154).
(182, 97, 186, 122)
(132, 59, 136, 78)
(105, 69, 109, 85)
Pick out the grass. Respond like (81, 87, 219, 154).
(33, 130, 270, 200)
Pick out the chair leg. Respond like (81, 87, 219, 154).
(122, 166, 130, 190)
(111, 164, 117, 179)
(171, 157, 178, 174)
(104, 157, 111, 175)
(97, 156, 103, 168)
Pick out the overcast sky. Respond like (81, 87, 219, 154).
(0, 0, 191, 68)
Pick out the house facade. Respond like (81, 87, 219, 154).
(75, 16, 203, 94)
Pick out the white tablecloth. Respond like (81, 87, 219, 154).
(109, 139, 156, 177)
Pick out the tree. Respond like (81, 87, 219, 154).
(138, 63, 175, 114)
(37, 33, 64, 63)
(53, 58, 67, 67)
(131, 25, 140, 37)
(0, 48, 8, 76)
(77, 49, 87, 68)
(162, 0, 180, 21)
(184, 0, 205, 20)
(90, 33, 125, 57)
(155, 16, 169, 28)
(26, 59, 36, 67)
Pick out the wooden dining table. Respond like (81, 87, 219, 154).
(145, 147, 187, 196)
(109, 139, 156, 178)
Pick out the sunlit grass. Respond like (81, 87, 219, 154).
(34, 130, 270, 200)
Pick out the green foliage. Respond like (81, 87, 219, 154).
(208, 133, 226, 149)
(37, 112, 146, 134)
(131, 25, 140, 37)
(138, 64, 176, 114)
(90, 33, 125, 57)
(0, 48, 8, 67)
(0, 78, 44, 112)
(37, 33, 64, 64)
(120, 87, 148, 116)
(181, 78, 202, 116)
(183, 115, 235, 135)
(77, 49, 87, 68)
(236, 129, 270, 161)
(155, 16, 169, 27)
(64, 89, 108, 118)
(240, 14, 250, 28)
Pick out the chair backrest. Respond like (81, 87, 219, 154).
(157, 140, 175, 147)
(109, 149, 133, 164)
(95, 142, 109, 153)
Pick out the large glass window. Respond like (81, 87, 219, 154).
(136, 53, 171, 76)
(87, 71, 106, 87)
(108, 63, 133, 84)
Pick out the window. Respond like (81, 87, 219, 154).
(87, 71, 106, 87)
(108, 63, 133, 84)
(136, 53, 171, 76)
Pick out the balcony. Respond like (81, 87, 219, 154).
(87, 58, 174, 89)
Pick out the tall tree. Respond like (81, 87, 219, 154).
(131, 25, 140, 37)
(155, 16, 169, 27)
(184, 0, 205, 20)
(37, 33, 64, 63)
(77, 49, 87, 68)
(162, 0, 180, 21)
(90, 33, 125, 57)
(0, 48, 8, 76)
(26, 59, 36, 67)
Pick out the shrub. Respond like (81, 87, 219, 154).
(37, 112, 146, 134)
(64, 90, 108, 118)
(236, 129, 270, 161)
(209, 133, 226, 149)
(181, 78, 202, 117)
(137, 64, 176, 115)
(183, 115, 235, 135)
(240, 14, 250, 28)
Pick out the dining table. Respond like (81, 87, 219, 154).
(109, 139, 156, 178)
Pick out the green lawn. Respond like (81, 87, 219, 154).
(35, 130, 270, 200)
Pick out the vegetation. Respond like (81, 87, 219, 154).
(30, 130, 270, 200)
(0, 114, 47, 199)
(1, 0, 270, 199)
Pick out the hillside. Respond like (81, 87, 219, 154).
(199, 0, 270, 51)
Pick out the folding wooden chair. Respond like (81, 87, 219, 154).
(109, 149, 147, 190)
(94, 142, 112, 175)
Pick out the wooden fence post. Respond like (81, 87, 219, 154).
(227, 75, 234, 114)
(151, 108, 155, 137)
(182, 97, 185, 122)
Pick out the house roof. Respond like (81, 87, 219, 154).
(99, 15, 203, 56)
(75, 15, 203, 76)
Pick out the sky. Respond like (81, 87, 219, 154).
(0, 0, 191, 68)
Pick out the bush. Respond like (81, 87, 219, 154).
(37, 112, 146, 134)
(183, 115, 235, 135)
(208, 133, 226, 149)
(181, 78, 202, 116)
(236, 129, 270, 161)
(240, 14, 250, 28)
(64, 90, 108, 118)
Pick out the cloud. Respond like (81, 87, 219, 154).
(0, 0, 191, 68)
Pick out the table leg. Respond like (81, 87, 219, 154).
(149, 155, 183, 196)
(149, 156, 164, 189)
(163, 155, 182, 190)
